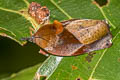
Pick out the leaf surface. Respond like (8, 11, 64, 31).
(33, 0, 120, 80)
(0, 0, 120, 80)
(3, 64, 41, 80)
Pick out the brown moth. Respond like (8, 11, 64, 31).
(23, 19, 112, 56)
(24, 2, 112, 56)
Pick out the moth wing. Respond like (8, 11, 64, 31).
(72, 33, 112, 56)
(62, 19, 110, 44)
(32, 24, 85, 56)
(44, 29, 85, 56)
(85, 33, 112, 52)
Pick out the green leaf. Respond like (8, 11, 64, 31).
(0, 0, 36, 45)
(33, 0, 120, 80)
(2, 64, 41, 80)
(0, 36, 47, 80)
(0, 0, 120, 80)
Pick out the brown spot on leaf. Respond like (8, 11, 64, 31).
(93, 0, 109, 7)
(72, 65, 78, 70)
(85, 52, 96, 63)
(19, 10, 24, 13)
(118, 58, 120, 62)
(76, 78, 81, 80)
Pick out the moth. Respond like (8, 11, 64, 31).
(22, 2, 112, 56)
(23, 19, 112, 56)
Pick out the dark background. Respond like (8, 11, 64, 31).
(0, 36, 47, 79)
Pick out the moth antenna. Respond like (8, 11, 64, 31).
(21, 36, 49, 42)
(21, 36, 34, 42)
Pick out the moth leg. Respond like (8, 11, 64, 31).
(39, 49, 49, 56)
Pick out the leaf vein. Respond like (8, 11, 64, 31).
(88, 30, 120, 80)
(0, 7, 20, 14)
(94, 4, 116, 29)
(100, 7, 116, 29)
(23, 0, 30, 8)
(50, 0, 72, 19)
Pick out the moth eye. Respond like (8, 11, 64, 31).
(46, 13, 49, 16)
(106, 43, 109, 46)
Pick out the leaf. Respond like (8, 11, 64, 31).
(0, 0, 120, 80)
(1, 64, 41, 80)
(0, 3, 31, 44)
(33, 0, 120, 80)
(0, 36, 47, 80)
